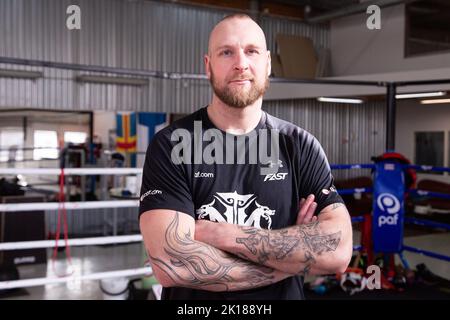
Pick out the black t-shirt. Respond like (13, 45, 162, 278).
(139, 106, 344, 300)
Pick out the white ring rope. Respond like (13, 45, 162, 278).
(0, 167, 150, 292)
(0, 168, 142, 175)
(0, 267, 153, 290)
(0, 200, 139, 212)
(0, 234, 143, 251)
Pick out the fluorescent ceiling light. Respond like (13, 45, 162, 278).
(0, 69, 43, 79)
(396, 91, 446, 99)
(420, 99, 450, 105)
(317, 97, 363, 104)
(76, 75, 148, 86)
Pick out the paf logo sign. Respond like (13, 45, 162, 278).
(376, 193, 400, 226)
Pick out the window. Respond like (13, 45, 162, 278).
(64, 131, 87, 144)
(405, 1, 450, 57)
(0, 128, 24, 162)
(34, 130, 58, 160)
(415, 132, 444, 169)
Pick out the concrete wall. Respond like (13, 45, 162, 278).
(396, 100, 450, 183)
(330, 4, 450, 76)
(93, 111, 116, 149)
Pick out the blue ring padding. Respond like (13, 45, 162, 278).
(330, 164, 450, 172)
(351, 216, 365, 223)
(404, 217, 450, 231)
(408, 189, 450, 200)
(404, 164, 450, 173)
(330, 164, 375, 170)
(403, 245, 450, 262)
(337, 187, 373, 195)
(398, 252, 410, 270)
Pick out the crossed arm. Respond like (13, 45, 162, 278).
(140, 209, 292, 292)
(195, 201, 353, 276)
(139, 197, 353, 292)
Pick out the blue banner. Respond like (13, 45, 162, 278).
(137, 112, 167, 168)
(372, 162, 405, 253)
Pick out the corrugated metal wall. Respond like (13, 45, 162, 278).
(0, 0, 331, 113)
(261, 15, 329, 55)
(0, 0, 385, 235)
(264, 99, 386, 175)
(0, 0, 218, 112)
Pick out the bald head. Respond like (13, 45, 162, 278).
(204, 14, 271, 109)
(207, 14, 268, 55)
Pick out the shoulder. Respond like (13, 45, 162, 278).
(264, 112, 319, 150)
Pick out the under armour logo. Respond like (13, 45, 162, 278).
(266, 160, 283, 168)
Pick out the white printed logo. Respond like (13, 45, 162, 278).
(377, 193, 400, 226)
(263, 172, 288, 182)
(14, 256, 36, 264)
(377, 193, 400, 214)
(266, 160, 283, 168)
(196, 191, 275, 229)
(194, 171, 214, 178)
(321, 186, 337, 195)
(140, 189, 162, 202)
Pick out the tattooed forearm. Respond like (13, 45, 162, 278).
(235, 220, 341, 276)
(150, 212, 289, 291)
(297, 250, 315, 276)
(236, 228, 299, 264)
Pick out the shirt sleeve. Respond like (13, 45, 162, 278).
(297, 133, 344, 214)
(138, 130, 195, 219)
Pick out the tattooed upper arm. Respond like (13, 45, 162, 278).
(316, 202, 349, 223)
(320, 202, 346, 214)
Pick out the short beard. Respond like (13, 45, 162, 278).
(209, 68, 269, 109)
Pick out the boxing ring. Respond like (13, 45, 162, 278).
(0, 167, 150, 291)
(1, 160, 449, 291)
(0, 56, 449, 296)
(332, 162, 450, 271)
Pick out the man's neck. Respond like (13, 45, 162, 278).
(207, 96, 263, 135)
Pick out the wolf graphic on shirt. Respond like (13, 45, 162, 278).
(196, 191, 275, 229)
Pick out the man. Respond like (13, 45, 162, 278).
(139, 13, 353, 300)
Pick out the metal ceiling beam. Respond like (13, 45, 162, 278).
(0, 56, 386, 85)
